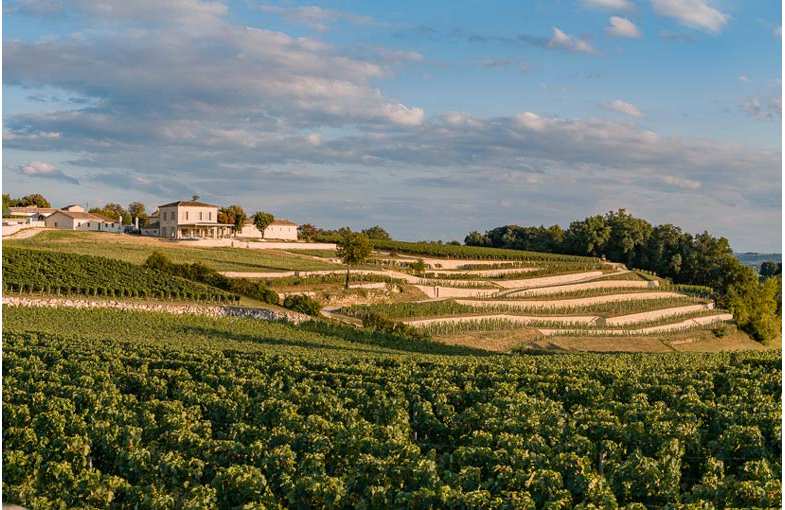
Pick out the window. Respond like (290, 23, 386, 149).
(209, 211, 212, 221)
(199, 211, 203, 221)
(185, 211, 189, 221)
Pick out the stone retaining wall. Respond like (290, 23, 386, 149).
(3, 296, 308, 324)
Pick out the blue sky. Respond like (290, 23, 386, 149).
(3, 0, 782, 251)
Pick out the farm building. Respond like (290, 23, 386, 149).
(157, 199, 233, 239)
(238, 219, 298, 240)
(8, 206, 58, 221)
(141, 210, 160, 236)
(44, 210, 123, 232)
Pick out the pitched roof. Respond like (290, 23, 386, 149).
(61, 204, 83, 209)
(50, 210, 116, 222)
(159, 200, 218, 208)
(9, 206, 57, 213)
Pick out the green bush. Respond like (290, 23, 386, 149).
(282, 294, 321, 316)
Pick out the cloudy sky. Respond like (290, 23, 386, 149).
(3, 0, 781, 251)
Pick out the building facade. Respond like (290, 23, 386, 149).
(44, 211, 123, 232)
(238, 219, 298, 240)
(157, 200, 233, 239)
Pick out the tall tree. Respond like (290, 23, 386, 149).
(253, 212, 275, 235)
(13, 194, 51, 208)
(218, 205, 246, 231)
(336, 229, 372, 289)
(298, 224, 319, 242)
(564, 215, 611, 257)
(128, 202, 148, 227)
(361, 225, 391, 240)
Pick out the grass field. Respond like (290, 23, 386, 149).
(4, 231, 341, 272)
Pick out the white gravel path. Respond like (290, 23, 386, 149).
(605, 303, 714, 326)
(455, 291, 685, 310)
(506, 279, 657, 297)
(405, 314, 601, 327)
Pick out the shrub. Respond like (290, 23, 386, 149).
(283, 294, 321, 316)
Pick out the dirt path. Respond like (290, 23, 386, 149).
(2, 227, 50, 239)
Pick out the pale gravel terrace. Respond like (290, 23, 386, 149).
(605, 303, 714, 326)
(537, 313, 733, 336)
(507, 279, 658, 297)
(455, 291, 685, 310)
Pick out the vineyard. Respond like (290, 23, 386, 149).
(3, 303, 781, 509)
(370, 239, 600, 262)
(3, 248, 238, 303)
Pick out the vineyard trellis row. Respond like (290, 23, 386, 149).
(3, 247, 239, 303)
(3, 326, 780, 510)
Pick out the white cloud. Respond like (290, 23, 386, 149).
(604, 99, 643, 117)
(17, 161, 79, 184)
(651, 0, 728, 33)
(607, 16, 641, 38)
(741, 96, 782, 120)
(256, 4, 374, 32)
(581, 0, 633, 9)
(660, 175, 701, 190)
(548, 27, 596, 54)
(738, 75, 750, 82)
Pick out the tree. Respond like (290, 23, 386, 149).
(128, 202, 148, 227)
(13, 194, 50, 208)
(336, 229, 372, 289)
(298, 224, 319, 242)
(362, 225, 391, 240)
(565, 215, 611, 257)
(411, 259, 426, 275)
(464, 231, 488, 246)
(90, 203, 130, 224)
(759, 261, 780, 279)
(218, 205, 246, 231)
(603, 209, 653, 265)
(2, 194, 11, 217)
(253, 212, 275, 235)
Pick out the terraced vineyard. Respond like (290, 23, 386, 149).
(329, 251, 735, 349)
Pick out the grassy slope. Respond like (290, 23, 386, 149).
(4, 231, 341, 272)
(2, 306, 486, 358)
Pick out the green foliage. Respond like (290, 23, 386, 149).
(361, 225, 391, 240)
(143, 252, 277, 304)
(6, 193, 51, 208)
(376, 238, 596, 262)
(89, 202, 131, 224)
(282, 294, 321, 316)
(297, 223, 319, 241)
(3, 248, 236, 302)
(218, 204, 247, 230)
(252, 211, 275, 233)
(2, 312, 781, 509)
(727, 274, 782, 343)
(336, 229, 372, 265)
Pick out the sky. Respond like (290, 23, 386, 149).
(2, 0, 782, 251)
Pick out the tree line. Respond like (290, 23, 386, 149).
(465, 209, 781, 342)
